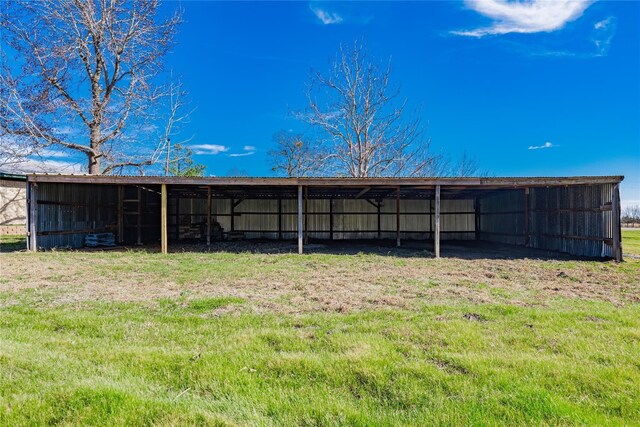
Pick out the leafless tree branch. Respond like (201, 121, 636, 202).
(298, 40, 442, 177)
(0, 0, 182, 174)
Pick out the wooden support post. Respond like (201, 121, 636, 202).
(297, 185, 303, 254)
(396, 187, 401, 247)
(136, 186, 142, 245)
(435, 185, 441, 258)
(524, 188, 530, 247)
(329, 198, 334, 241)
(161, 184, 168, 254)
(277, 198, 282, 240)
(612, 184, 622, 262)
(206, 186, 211, 246)
(28, 182, 38, 252)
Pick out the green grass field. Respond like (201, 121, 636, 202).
(0, 233, 639, 425)
(623, 229, 640, 256)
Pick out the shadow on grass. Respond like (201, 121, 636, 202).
(72, 238, 605, 262)
(0, 234, 26, 253)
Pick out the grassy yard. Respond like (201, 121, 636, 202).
(623, 229, 640, 256)
(0, 236, 639, 425)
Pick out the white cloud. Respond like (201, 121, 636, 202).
(191, 144, 229, 155)
(592, 16, 616, 56)
(310, 4, 343, 25)
(8, 158, 84, 174)
(228, 152, 255, 158)
(39, 149, 70, 159)
(243, 145, 256, 151)
(453, 0, 593, 37)
(594, 17, 610, 30)
(528, 141, 555, 150)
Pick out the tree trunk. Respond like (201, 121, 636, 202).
(88, 153, 101, 174)
(88, 126, 101, 174)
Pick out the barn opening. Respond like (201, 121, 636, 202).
(25, 175, 624, 260)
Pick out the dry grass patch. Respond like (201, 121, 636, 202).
(1, 248, 638, 313)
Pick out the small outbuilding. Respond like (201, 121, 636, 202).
(25, 175, 624, 260)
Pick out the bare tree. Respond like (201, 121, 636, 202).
(161, 79, 195, 176)
(0, 136, 34, 172)
(301, 41, 441, 177)
(268, 131, 326, 177)
(225, 167, 249, 177)
(0, 0, 181, 174)
(431, 151, 486, 178)
(622, 205, 640, 226)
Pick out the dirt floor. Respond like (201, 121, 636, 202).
(1, 240, 638, 313)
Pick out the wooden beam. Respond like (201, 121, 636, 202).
(298, 185, 303, 254)
(612, 184, 622, 262)
(161, 184, 168, 254)
(435, 185, 441, 258)
(28, 182, 37, 251)
(37, 227, 114, 236)
(206, 186, 211, 246)
(364, 199, 378, 209)
(396, 187, 401, 247)
(355, 187, 371, 199)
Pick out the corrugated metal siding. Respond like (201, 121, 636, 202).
(35, 182, 617, 257)
(36, 183, 117, 248)
(479, 190, 525, 245)
(478, 185, 614, 257)
(529, 184, 614, 258)
(169, 197, 475, 241)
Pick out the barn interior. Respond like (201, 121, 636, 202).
(25, 176, 624, 260)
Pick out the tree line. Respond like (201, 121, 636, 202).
(1, 1, 480, 178)
(622, 205, 640, 226)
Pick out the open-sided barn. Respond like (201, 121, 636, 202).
(25, 175, 624, 260)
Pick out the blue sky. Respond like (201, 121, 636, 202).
(161, 0, 639, 206)
(9, 1, 637, 205)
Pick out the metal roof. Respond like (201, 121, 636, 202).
(0, 171, 27, 181)
(26, 174, 624, 188)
